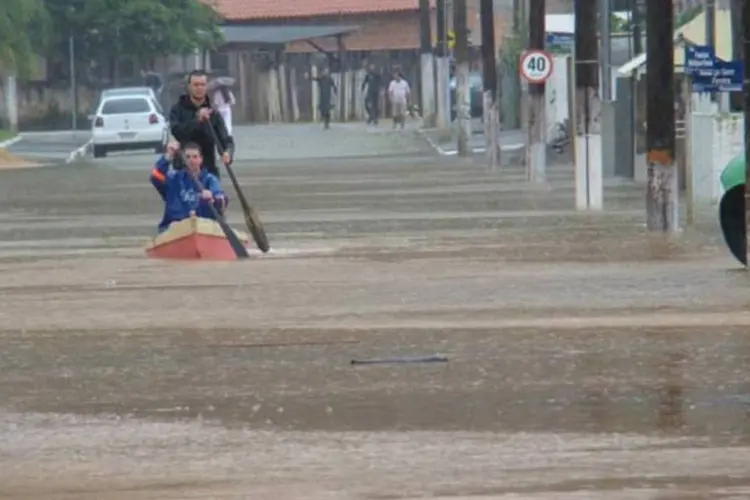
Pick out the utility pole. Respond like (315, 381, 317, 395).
(706, 0, 717, 105)
(435, 0, 450, 130)
(454, 0, 471, 156)
(742, 0, 750, 264)
(69, 36, 78, 131)
(526, 0, 545, 181)
(480, 0, 500, 167)
(632, 0, 643, 56)
(645, 0, 677, 231)
(573, 0, 602, 209)
(600, 0, 615, 179)
(601, 0, 612, 101)
(419, 0, 436, 127)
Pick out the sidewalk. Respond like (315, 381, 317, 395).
(230, 122, 433, 161)
(418, 116, 526, 160)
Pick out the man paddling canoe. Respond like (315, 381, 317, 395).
(150, 141, 228, 233)
(169, 69, 233, 177)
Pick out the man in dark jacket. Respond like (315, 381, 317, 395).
(361, 63, 382, 125)
(313, 67, 337, 130)
(169, 69, 233, 177)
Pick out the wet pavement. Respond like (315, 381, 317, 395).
(1, 150, 750, 499)
(6, 130, 91, 163)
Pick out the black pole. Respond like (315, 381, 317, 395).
(631, 0, 643, 56)
(645, 0, 676, 232)
(480, 0, 500, 166)
(480, 0, 496, 103)
(419, 0, 432, 53)
(436, 0, 446, 58)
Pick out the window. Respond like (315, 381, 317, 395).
(101, 98, 151, 114)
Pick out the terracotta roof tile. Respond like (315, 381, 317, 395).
(213, 0, 426, 20)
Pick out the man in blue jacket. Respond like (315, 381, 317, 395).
(150, 141, 228, 233)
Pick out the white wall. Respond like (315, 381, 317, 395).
(544, 55, 569, 138)
(690, 108, 744, 204)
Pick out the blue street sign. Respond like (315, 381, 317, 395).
(684, 45, 743, 93)
(684, 45, 715, 77)
(712, 60, 743, 92)
(545, 32, 574, 53)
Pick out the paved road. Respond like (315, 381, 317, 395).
(0, 147, 749, 498)
(6, 130, 91, 163)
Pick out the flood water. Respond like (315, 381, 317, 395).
(1, 156, 749, 498)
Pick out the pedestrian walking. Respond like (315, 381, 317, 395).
(212, 84, 236, 138)
(141, 69, 164, 99)
(388, 72, 410, 129)
(361, 63, 382, 125)
(313, 67, 337, 130)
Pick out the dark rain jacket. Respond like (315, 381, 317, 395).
(169, 94, 234, 167)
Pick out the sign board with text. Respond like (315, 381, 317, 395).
(684, 45, 743, 93)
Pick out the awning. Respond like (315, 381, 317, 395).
(221, 25, 360, 45)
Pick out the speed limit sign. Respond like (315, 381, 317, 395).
(519, 50, 553, 83)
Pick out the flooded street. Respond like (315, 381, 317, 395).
(1, 151, 750, 498)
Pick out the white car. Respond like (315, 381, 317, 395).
(99, 86, 164, 115)
(91, 95, 168, 158)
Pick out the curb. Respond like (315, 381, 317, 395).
(0, 136, 22, 149)
(416, 128, 524, 156)
(66, 139, 92, 164)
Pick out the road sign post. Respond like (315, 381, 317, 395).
(519, 50, 553, 84)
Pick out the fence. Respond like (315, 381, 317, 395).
(690, 111, 744, 204)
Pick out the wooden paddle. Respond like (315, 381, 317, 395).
(179, 150, 249, 259)
(206, 121, 271, 253)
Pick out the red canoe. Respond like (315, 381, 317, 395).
(145, 213, 250, 260)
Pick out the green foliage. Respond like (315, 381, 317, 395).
(499, 26, 527, 71)
(35, 0, 222, 76)
(0, 0, 51, 76)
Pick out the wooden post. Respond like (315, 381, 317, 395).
(311, 65, 319, 122)
(337, 35, 346, 122)
(453, 0, 471, 156)
(526, 0, 546, 181)
(573, 0, 602, 210)
(290, 66, 300, 122)
(480, 0, 500, 168)
(238, 52, 248, 123)
(278, 54, 289, 122)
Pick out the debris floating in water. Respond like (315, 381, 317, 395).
(350, 355, 449, 365)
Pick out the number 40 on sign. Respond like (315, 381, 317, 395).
(520, 50, 553, 84)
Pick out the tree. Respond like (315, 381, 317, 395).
(0, 0, 50, 76)
(42, 0, 223, 82)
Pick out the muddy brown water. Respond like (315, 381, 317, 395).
(1, 158, 749, 498)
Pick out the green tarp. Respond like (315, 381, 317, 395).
(720, 154, 745, 191)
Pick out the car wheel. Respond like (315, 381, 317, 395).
(93, 145, 107, 158)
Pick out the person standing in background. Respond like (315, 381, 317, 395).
(212, 84, 236, 139)
(313, 67, 337, 130)
(361, 63, 382, 125)
(141, 69, 164, 99)
(388, 71, 410, 130)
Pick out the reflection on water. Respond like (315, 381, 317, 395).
(0, 327, 749, 442)
(657, 349, 686, 433)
